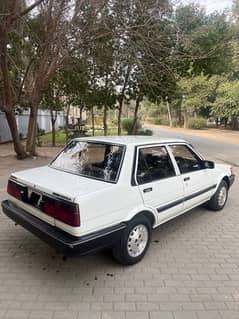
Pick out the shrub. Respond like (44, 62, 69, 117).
(121, 118, 141, 135)
(37, 128, 45, 136)
(161, 118, 170, 126)
(152, 118, 162, 125)
(188, 117, 207, 129)
(172, 119, 179, 127)
(111, 119, 118, 127)
(137, 129, 153, 136)
(152, 117, 170, 126)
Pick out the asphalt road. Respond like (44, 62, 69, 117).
(150, 127, 239, 167)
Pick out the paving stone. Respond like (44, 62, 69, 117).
(150, 312, 173, 319)
(29, 310, 53, 319)
(173, 311, 197, 319)
(0, 152, 238, 318)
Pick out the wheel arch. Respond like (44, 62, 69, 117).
(215, 174, 230, 192)
(128, 210, 156, 228)
(222, 176, 230, 189)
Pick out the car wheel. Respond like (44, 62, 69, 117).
(112, 215, 152, 265)
(206, 180, 228, 211)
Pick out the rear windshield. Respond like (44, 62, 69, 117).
(50, 141, 125, 183)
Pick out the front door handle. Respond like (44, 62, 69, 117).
(184, 177, 190, 182)
(143, 187, 153, 193)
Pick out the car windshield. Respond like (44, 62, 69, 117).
(50, 141, 125, 183)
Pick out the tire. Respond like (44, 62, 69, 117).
(206, 180, 228, 211)
(112, 215, 152, 265)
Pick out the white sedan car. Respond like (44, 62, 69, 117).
(1, 136, 235, 265)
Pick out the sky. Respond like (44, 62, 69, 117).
(181, 0, 232, 13)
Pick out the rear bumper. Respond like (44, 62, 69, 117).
(1, 200, 126, 255)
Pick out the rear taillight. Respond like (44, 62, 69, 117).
(7, 180, 26, 201)
(41, 195, 80, 227)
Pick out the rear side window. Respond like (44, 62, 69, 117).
(170, 144, 202, 174)
(136, 146, 175, 185)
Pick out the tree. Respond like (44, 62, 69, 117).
(0, 0, 44, 158)
(212, 80, 239, 129)
(24, 0, 74, 155)
(174, 5, 233, 77)
(0, 0, 78, 156)
(41, 74, 65, 146)
(178, 74, 218, 127)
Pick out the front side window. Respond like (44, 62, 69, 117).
(50, 141, 124, 182)
(170, 144, 202, 174)
(136, 146, 175, 185)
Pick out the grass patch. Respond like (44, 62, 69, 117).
(39, 131, 66, 145)
(39, 128, 127, 146)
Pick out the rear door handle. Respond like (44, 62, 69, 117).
(184, 177, 190, 182)
(143, 187, 153, 193)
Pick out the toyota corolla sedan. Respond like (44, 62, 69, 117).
(1, 136, 235, 265)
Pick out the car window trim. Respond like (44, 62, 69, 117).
(133, 144, 177, 186)
(168, 143, 205, 175)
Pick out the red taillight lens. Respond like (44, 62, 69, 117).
(41, 196, 80, 227)
(41, 197, 56, 218)
(7, 180, 26, 200)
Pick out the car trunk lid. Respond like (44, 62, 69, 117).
(11, 165, 113, 202)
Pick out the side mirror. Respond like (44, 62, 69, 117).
(202, 160, 215, 169)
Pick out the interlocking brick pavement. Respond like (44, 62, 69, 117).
(0, 147, 238, 319)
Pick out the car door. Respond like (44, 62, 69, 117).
(169, 144, 216, 210)
(135, 145, 184, 224)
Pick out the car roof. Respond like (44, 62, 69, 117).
(74, 135, 187, 146)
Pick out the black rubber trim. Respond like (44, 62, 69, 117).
(1, 200, 126, 255)
(157, 184, 217, 213)
(185, 184, 217, 202)
(229, 174, 235, 187)
(157, 198, 184, 213)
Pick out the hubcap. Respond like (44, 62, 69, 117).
(127, 224, 149, 258)
(218, 186, 227, 207)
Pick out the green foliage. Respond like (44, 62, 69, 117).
(121, 118, 142, 135)
(137, 129, 153, 136)
(178, 75, 218, 114)
(211, 80, 239, 118)
(152, 117, 170, 126)
(152, 118, 162, 125)
(172, 119, 179, 127)
(188, 117, 207, 129)
(174, 5, 233, 77)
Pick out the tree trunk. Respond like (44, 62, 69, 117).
(5, 110, 26, 159)
(26, 106, 38, 156)
(166, 98, 172, 127)
(103, 105, 107, 136)
(51, 119, 56, 146)
(117, 66, 131, 136)
(79, 105, 84, 123)
(132, 95, 141, 135)
(183, 109, 188, 129)
(231, 117, 239, 130)
(50, 109, 57, 147)
(0, 28, 26, 159)
(117, 97, 123, 135)
(177, 104, 182, 127)
(91, 107, 95, 136)
(65, 104, 70, 143)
